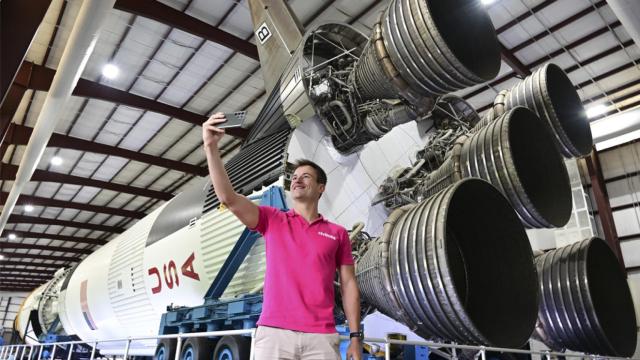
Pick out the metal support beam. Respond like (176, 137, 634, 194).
(495, 0, 556, 33)
(0, 278, 53, 281)
(628, 266, 640, 273)
(0, 252, 79, 263)
(0, 284, 44, 291)
(0, 269, 55, 277)
(584, 149, 626, 273)
(7, 214, 124, 233)
(0, 162, 172, 200)
(0, 279, 46, 288)
(1, 230, 107, 246)
(0, 0, 117, 237)
(595, 199, 640, 215)
(18, 62, 248, 138)
(620, 234, 640, 242)
(1, 296, 12, 326)
(588, 201, 640, 223)
(0, 282, 42, 288)
(464, 21, 622, 101)
(0, 242, 93, 255)
(0, 0, 53, 104)
(588, 77, 640, 104)
(499, 43, 531, 77)
(0, 280, 45, 286)
(0, 286, 38, 291)
(113, 0, 259, 61)
(511, 1, 607, 53)
(0, 191, 145, 219)
(4, 123, 207, 176)
(0, 0, 66, 161)
(0, 260, 66, 268)
(0, 278, 46, 284)
(1, 278, 50, 284)
(584, 168, 640, 188)
(0, 63, 32, 152)
(590, 89, 640, 121)
(576, 60, 639, 90)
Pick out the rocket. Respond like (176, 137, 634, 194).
(14, 0, 635, 357)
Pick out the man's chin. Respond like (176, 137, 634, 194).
(291, 193, 312, 202)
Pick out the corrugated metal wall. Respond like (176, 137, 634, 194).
(589, 141, 640, 270)
(587, 140, 640, 358)
(0, 293, 28, 344)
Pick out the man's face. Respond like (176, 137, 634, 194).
(290, 165, 325, 201)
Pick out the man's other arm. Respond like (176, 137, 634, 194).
(340, 264, 362, 360)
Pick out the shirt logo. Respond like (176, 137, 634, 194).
(318, 231, 336, 240)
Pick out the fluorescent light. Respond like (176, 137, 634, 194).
(586, 104, 608, 118)
(482, 0, 496, 4)
(0, 254, 4, 260)
(8, 234, 16, 240)
(51, 156, 63, 166)
(102, 63, 119, 79)
(24, 204, 34, 212)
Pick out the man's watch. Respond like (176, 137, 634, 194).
(349, 331, 363, 339)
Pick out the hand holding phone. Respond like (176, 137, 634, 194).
(218, 111, 247, 129)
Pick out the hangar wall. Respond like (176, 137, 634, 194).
(0, 293, 28, 344)
(582, 140, 640, 358)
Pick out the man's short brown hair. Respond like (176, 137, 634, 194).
(293, 159, 327, 185)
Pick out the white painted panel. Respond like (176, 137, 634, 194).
(622, 239, 640, 268)
(59, 204, 166, 356)
(613, 207, 640, 237)
(287, 117, 428, 237)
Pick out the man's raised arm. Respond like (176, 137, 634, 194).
(203, 112, 259, 229)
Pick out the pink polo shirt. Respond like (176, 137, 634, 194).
(251, 205, 354, 333)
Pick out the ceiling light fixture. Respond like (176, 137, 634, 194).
(102, 63, 119, 79)
(8, 234, 16, 240)
(586, 104, 608, 118)
(481, 0, 496, 5)
(51, 156, 63, 166)
(0, 254, 4, 260)
(24, 204, 34, 212)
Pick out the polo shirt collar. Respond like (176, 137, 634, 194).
(286, 209, 326, 225)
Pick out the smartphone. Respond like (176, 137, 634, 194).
(218, 111, 247, 129)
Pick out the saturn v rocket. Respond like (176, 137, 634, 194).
(13, 0, 637, 357)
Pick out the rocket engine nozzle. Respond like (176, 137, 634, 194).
(307, 0, 501, 154)
(484, 64, 593, 158)
(418, 107, 572, 228)
(352, 0, 501, 111)
(357, 178, 538, 347)
(534, 237, 637, 357)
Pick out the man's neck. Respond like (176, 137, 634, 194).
(293, 201, 320, 223)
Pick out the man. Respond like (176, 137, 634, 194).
(203, 113, 362, 360)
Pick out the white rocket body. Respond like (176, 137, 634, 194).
(14, 115, 427, 355)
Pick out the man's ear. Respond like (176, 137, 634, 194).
(318, 183, 326, 198)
